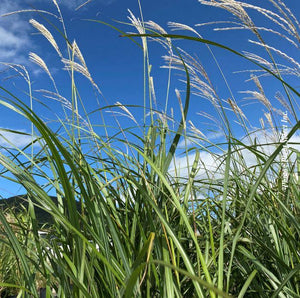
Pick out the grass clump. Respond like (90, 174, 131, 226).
(0, 0, 299, 297)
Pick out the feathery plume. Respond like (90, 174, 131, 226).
(228, 98, 246, 119)
(260, 117, 265, 130)
(75, 0, 93, 11)
(1, 9, 58, 19)
(249, 40, 300, 70)
(189, 120, 207, 139)
(175, 89, 186, 130)
(70, 40, 87, 68)
(168, 22, 202, 37)
(29, 52, 52, 79)
(35, 89, 72, 110)
(115, 101, 138, 125)
(61, 58, 101, 94)
(264, 112, 275, 131)
(30, 19, 62, 58)
(1, 63, 30, 83)
(127, 10, 147, 51)
(275, 92, 293, 116)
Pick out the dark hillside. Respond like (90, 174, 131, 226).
(0, 195, 81, 226)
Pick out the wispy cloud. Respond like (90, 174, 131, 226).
(0, 129, 39, 148)
(59, 0, 113, 10)
(0, 1, 31, 64)
(40, 0, 116, 10)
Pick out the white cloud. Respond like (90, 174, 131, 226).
(178, 138, 193, 148)
(0, 129, 39, 149)
(0, 0, 116, 67)
(0, 27, 24, 48)
(0, 1, 31, 64)
(169, 151, 222, 180)
(169, 129, 300, 182)
(178, 131, 224, 148)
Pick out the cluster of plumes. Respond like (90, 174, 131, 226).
(127, 12, 227, 137)
(29, 17, 101, 94)
(28, 19, 93, 128)
(137, 0, 300, 140)
(198, 0, 300, 46)
(1, 0, 102, 131)
(197, 0, 300, 118)
(125, 0, 300, 187)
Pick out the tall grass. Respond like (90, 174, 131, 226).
(0, 0, 299, 297)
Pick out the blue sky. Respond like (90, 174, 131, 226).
(0, 0, 300, 197)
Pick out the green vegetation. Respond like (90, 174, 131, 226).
(0, 0, 299, 297)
